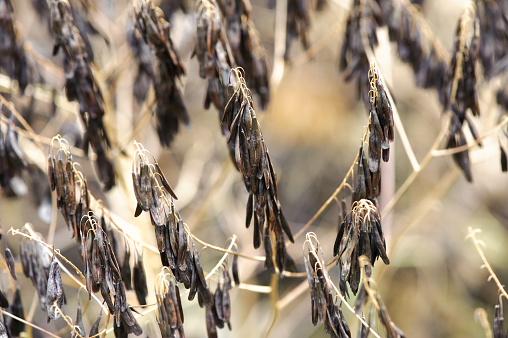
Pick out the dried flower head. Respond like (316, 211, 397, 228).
(304, 233, 351, 337)
(223, 68, 294, 272)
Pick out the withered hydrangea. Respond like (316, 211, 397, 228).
(223, 68, 294, 272)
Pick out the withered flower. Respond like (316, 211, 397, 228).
(333, 199, 389, 295)
(223, 68, 294, 272)
(304, 233, 351, 337)
(134, 0, 189, 146)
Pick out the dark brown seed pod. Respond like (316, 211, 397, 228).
(133, 255, 148, 305)
(232, 254, 240, 286)
(155, 163, 178, 200)
(73, 303, 85, 338)
(89, 309, 102, 337)
(4, 248, 16, 281)
(46, 251, 64, 321)
(121, 245, 132, 291)
(6, 288, 24, 336)
(0, 291, 8, 309)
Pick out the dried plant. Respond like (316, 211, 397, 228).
(333, 199, 389, 296)
(304, 233, 351, 337)
(355, 255, 405, 338)
(377, 0, 449, 99)
(0, 117, 28, 197)
(0, 0, 39, 94)
(133, 0, 189, 146)
(50, 0, 115, 190)
(132, 142, 214, 305)
(285, 0, 312, 60)
(339, 0, 382, 105)
(222, 68, 294, 272)
(155, 270, 185, 337)
(444, 7, 481, 182)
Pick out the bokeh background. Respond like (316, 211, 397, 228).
(1, 0, 508, 337)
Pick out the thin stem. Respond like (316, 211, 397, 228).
(1, 310, 61, 338)
(466, 227, 508, 301)
(292, 150, 359, 241)
(191, 233, 265, 261)
(381, 113, 451, 217)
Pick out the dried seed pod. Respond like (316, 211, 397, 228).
(5, 288, 24, 336)
(4, 248, 16, 281)
(0, 318, 7, 338)
(121, 245, 132, 291)
(46, 251, 64, 321)
(72, 303, 85, 338)
(133, 255, 148, 306)
(223, 68, 293, 272)
(232, 254, 240, 286)
(89, 309, 102, 337)
(0, 291, 8, 309)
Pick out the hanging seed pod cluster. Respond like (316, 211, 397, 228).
(19, 225, 55, 312)
(0, 0, 38, 94)
(222, 68, 294, 273)
(444, 7, 481, 182)
(133, 0, 189, 147)
(50, 0, 115, 190)
(132, 143, 214, 307)
(339, 0, 382, 105)
(303, 233, 351, 337)
(355, 256, 405, 338)
(0, 117, 28, 197)
(377, 0, 449, 100)
(155, 271, 185, 337)
(205, 263, 233, 336)
(195, 0, 270, 122)
(80, 212, 143, 335)
(334, 199, 389, 296)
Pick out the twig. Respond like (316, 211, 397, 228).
(269, 0, 288, 92)
(1, 310, 61, 338)
(466, 227, 508, 301)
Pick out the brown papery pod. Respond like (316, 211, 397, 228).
(4, 248, 16, 281)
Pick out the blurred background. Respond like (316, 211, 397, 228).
(1, 0, 508, 337)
